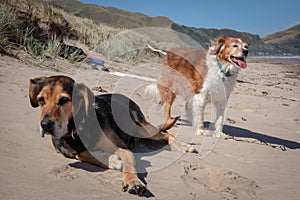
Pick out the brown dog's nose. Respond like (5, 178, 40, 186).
(243, 49, 248, 56)
(41, 119, 54, 133)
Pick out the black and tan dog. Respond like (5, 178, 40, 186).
(29, 75, 195, 195)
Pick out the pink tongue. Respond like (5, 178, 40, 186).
(232, 57, 247, 69)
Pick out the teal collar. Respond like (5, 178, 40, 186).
(217, 61, 231, 77)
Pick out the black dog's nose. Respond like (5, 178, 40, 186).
(41, 119, 54, 132)
(243, 49, 248, 56)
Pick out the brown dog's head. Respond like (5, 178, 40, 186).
(29, 75, 93, 138)
(210, 36, 249, 70)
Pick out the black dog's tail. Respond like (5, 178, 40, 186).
(156, 116, 180, 132)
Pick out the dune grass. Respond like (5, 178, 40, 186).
(0, 0, 121, 61)
(0, 0, 164, 64)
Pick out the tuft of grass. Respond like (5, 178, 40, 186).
(44, 35, 86, 62)
(57, 45, 86, 63)
(0, 1, 17, 54)
(45, 35, 62, 56)
(25, 36, 44, 58)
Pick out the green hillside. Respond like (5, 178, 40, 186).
(262, 24, 300, 53)
(263, 24, 300, 45)
(49, 0, 173, 28)
(49, 0, 300, 56)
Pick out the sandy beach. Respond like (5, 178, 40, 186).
(0, 55, 299, 200)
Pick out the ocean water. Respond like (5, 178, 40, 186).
(250, 56, 300, 61)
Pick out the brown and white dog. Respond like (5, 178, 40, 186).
(29, 75, 195, 195)
(145, 36, 248, 137)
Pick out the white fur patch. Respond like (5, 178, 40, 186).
(144, 83, 161, 103)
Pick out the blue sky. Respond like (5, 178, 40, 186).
(80, 0, 299, 37)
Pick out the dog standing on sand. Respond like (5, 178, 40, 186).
(145, 36, 249, 137)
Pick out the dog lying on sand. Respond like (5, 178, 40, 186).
(29, 75, 195, 195)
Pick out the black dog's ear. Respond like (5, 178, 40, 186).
(72, 83, 95, 117)
(210, 36, 227, 55)
(29, 76, 47, 107)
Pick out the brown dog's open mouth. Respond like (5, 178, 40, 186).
(231, 56, 247, 69)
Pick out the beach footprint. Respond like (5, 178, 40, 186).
(49, 165, 79, 181)
(181, 164, 260, 200)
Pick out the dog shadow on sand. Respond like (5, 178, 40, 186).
(178, 120, 300, 150)
(220, 123, 300, 150)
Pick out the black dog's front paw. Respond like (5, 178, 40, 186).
(122, 178, 146, 195)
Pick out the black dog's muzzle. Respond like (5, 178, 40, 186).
(40, 118, 54, 137)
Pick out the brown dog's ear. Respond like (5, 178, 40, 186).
(72, 83, 94, 117)
(210, 36, 227, 55)
(29, 76, 47, 107)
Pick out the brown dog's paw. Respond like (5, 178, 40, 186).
(122, 178, 146, 195)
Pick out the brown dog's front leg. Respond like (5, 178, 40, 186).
(115, 148, 146, 195)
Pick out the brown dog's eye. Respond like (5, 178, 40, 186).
(58, 97, 70, 106)
(38, 96, 45, 106)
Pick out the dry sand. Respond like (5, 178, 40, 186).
(0, 55, 299, 200)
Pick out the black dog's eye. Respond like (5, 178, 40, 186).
(38, 96, 45, 106)
(58, 97, 70, 106)
(232, 44, 239, 48)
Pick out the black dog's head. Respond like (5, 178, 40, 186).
(29, 75, 93, 138)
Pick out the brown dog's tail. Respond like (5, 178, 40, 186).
(156, 116, 179, 131)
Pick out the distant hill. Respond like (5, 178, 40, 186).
(170, 23, 264, 48)
(261, 24, 300, 55)
(171, 24, 300, 56)
(49, 0, 173, 28)
(263, 24, 300, 45)
(50, 0, 300, 56)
